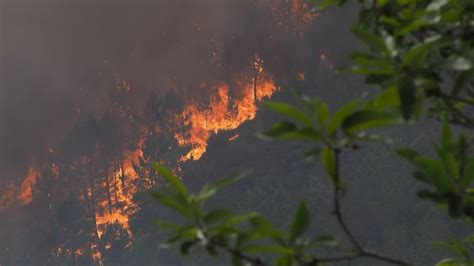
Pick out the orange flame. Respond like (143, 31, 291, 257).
(17, 167, 38, 204)
(176, 69, 278, 161)
(7, 56, 279, 263)
(94, 149, 140, 239)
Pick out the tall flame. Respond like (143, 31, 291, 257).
(176, 69, 278, 161)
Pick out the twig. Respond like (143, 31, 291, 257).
(332, 149, 363, 253)
(324, 149, 413, 266)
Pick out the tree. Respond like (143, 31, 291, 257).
(134, 91, 191, 189)
(152, 1, 474, 265)
(252, 53, 264, 103)
(98, 222, 132, 266)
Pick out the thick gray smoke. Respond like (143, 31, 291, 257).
(0, 0, 355, 180)
(0, 0, 238, 179)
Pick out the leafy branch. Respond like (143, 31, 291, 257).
(152, 90, 413, 265)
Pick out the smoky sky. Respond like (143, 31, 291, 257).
(0, 0, 356, 180)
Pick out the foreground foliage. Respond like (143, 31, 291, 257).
(153, 0, 474, 265)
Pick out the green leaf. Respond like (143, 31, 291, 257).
(402, 36, 442, 68)
(179, 226, 202, 239)
(328, 100, 358, 135)
(396, 148, 420, 160)
(161, 235, 184, 249)
(154, 219, 181, 231)
(249, 215, 273, 229)
(352, 27, 389, 55)
(152, 192, 193, 218)
(439, 151, 460, 180)
(427, 0, 449, 11)
(452, 70, 474, 96)
(414, 157, 453, 192)
(249, 215, 286, 243)
(317, 101, 330, 126)
(431, 239, 470, 258)
(289, 202, 310, 243)
(441, 119, 452, 147)
(155, 164, 188, 197)
(350, 52, 395, 74)
(304, 147, 323, 162)
(446, 57, 472, 71)
(276, 255, 293, 266)
(152, 192, 192, 218)
(160, 226, 200, 248)
(232, 255, 243, 266)
(223, 212, 260, 227)
(260, 121, 296, 139)
(464, 234, 474, 243)
(353, 132, 394, 144)
(342, 110, 399, 133)
(197, 171, 249, 202)
(380, 15, 399, 26)
(180, 240, 198, 255)
(204, 209, 234, 225)
(396, 18, 428, 37)
(435, 258, 462, 266)
(462, 158, 474, 186)
(235, 231, 264, 248)
(309, 235, 338, 247)
(317, 0, 341, 9)
(322, 147, 338, 185)
(241, 244, 294, 255)
(260, 122, 321, 141)
(266, 101, 313, 126)
(398, 76, 418, 120)
(364, 86, 399, 110)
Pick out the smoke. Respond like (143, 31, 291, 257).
(0, 0, 355, 180)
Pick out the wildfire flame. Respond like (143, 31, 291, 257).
(17, 167, 38, 204)
(176, 70, 277, 161)
(3, 55, 279, 264)
(94, 149, 141, 239)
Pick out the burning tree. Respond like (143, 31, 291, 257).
(134, 89, 191, 189)
(252, 53, 264, 104)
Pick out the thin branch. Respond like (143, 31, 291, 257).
(362, 251, 413, 265)
(332, 149, 363, 253)
(435, 92, 474, 129)
(326, 149, 413, 266)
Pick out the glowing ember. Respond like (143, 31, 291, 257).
(228, 134, 240, 142)
(271, 0, 318, 36)
(291, 0, 318, 23)
(75, 248, 84, 257)
(297, 72, 305, 81)
(91, 242, 102, 262)
(17, 167, 38, 204)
